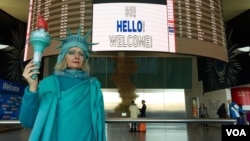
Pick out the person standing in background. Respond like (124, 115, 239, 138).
(217, 103, 227, 118)
(227, 99, 244, 125)
(140, 100, 147, 118)
(199, 103, 209, 128)
(129, 100, 140, 132)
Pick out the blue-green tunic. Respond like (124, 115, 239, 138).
(19, 74, 106, 141)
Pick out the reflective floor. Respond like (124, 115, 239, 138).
(0, 123, 222, 141)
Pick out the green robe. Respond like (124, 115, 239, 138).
(19, 75, 106, 141)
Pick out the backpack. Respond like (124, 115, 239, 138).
(217, 107, 222, 115)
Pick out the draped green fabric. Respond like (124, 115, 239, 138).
(19, 75, 106, 141)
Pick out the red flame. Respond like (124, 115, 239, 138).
(37, 14, 48, 31)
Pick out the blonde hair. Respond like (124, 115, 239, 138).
(54, 58, 90, 74)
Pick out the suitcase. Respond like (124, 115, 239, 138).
(138, 122, 146, 132)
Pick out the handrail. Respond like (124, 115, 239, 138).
(106, 118, 237, 124)
(0, 118, 237, 125)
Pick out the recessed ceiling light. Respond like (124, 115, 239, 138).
(237, 46, 250, 52)
(0, 44, 9, 49)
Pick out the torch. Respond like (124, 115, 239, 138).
(29, 15, 51, 79)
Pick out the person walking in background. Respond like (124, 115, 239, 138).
(19, 27, 106, 141)
(217, 103, 227, 118)
(227, 99, 244, 125)
(199, 103, 209, 128)
(140, 100, 147, 118)
(129, 100, 140, 132)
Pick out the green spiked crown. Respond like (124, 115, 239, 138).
(55, 26, 97, 63)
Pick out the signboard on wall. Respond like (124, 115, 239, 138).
(0, 79, 25, 120)
(192, 97, 199, 118)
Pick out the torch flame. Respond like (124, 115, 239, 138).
(37, 14, 48, 31)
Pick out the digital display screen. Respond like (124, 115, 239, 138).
(92, 1, 176, 52)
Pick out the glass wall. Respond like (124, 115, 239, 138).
(103, 88, 186, 118)
(46, 56, 193, 89)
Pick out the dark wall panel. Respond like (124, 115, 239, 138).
(198, 10, 250, 92)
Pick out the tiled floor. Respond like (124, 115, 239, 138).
(107, 123, 221, 141)
(0, 123, 222, 141)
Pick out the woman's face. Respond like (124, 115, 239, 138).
(65, 47, 84, 69)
